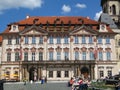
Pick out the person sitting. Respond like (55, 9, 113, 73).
(68, 77, 74, 87)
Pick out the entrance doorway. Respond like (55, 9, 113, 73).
(80, 66, 89, 78)
(29, 67, 38, 81)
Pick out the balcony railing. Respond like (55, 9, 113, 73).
(21, 60, 96, 65)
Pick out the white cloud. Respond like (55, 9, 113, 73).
(76, 3, 87, 8)
(62, 4, 71, 13)
(94, 11, 102, 21)
(0, 0, 43, 14)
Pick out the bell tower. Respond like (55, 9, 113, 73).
(101, 0, 120, 23)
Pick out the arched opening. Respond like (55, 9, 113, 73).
(112, 5, 116, 15)
(81, 66, 89, 79)
(29, 67, 38, 81)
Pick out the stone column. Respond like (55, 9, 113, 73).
(89, 65, 95, 80)
(91, 66, 95, 80)
(24, 67, 29, 80)
(77, 67, 79, 76)
(38, 67, 42, 79)
(22, 67, 25, 80)
(78, 66, 81, 76)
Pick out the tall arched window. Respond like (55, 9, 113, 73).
(112, 5, 116, 15)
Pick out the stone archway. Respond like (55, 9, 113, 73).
(80, 66, 89, 79)
(29, 66, 38, 81)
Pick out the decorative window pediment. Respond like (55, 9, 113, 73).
(20, 25, 48, 35)
(70, 25, 98, 35)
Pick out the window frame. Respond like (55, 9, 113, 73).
(82, 52, 86, 60)
(15, 52, 19, 61)
(57, 71, 61, 78)
(39, 52, 43, 61)
(57, 52, 61, 60)
(49, 52, 53, 60)
(75, 51, 79, 60)
(49, 71, 53, 78)
(32, 52, 35, 61)
(64, 71, 69, 77)
(74, 36, 79, 44)
(32, 36, 36, 44)
(7, 53, 11, 61)
(24, 52, 28, 61)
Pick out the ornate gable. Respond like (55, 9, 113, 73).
(19, 25, 48, 35)
(70, 25, 98, 35)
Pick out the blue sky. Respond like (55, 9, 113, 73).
(0, 0, 102, 32)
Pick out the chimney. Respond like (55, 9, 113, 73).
(26, 15, 30, 19)
(86, 16, 90, 19)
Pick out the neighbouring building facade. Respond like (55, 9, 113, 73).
(0, 16, 119, 81)
(100, 0, 120, 73)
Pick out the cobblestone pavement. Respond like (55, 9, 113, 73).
(4, 81, 71, 90)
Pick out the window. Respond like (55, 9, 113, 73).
(82, 52, 86, 60)
(57, 71, 61, 77)
(25, 36, 28, 44)
(49, 71, 53, 78)
(107, 70, 112, 77)
(98, 36, 102, 44)
(99, 52, 103, 60)
(24, 52, 28, 61)
(49, 52, 53, 60)
(64, 52, 69, 60)
(99, 70, 104, 78)
(89, 36, 93, 44)
(13, 25, 16, 30)
(57, 36, 61, 44)
(90, 51, 94, 60)
(75, 51, 79, 60)
(32, 37, 36, 44)
(49, 36, 53, 44)
(16, 37, 19, 44)
(101, 25, 105, 30)
(15, 52, 19, 61)
(82, 36, 86, 44)
(112, 5, 116, 15)
(7, 53, 11, 61)
(106, 37, 110, 44)
(8, 38, 12, 45)
(64, 71, 69, 77)
(39, 52, 43, 61)
(64, 36, 68, 44)
(106, 51, 111, 60)
(74, 36, 79, 44)
(32, 52, 35, 61)
(57, 52, 61, 60)
(14, 71, 18, 78)
(39, 37, 43, 44)
(6, 71, 10, 79)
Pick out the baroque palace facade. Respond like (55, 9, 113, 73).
(0, 16, 119, 81)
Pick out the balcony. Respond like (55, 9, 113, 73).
(21, 60, 96, 65)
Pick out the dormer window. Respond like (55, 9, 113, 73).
(10, 25, 19, 32)
(99, 24, 107, 32)
(13, 25, 16, 30)
(101, 25, 105, 30)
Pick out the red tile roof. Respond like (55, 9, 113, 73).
(0, 35, 2, 43)
(2, 16, 114, 34)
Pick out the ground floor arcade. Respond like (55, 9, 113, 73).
(0, 60, 118, 81)
(21, 60, 95, 81)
